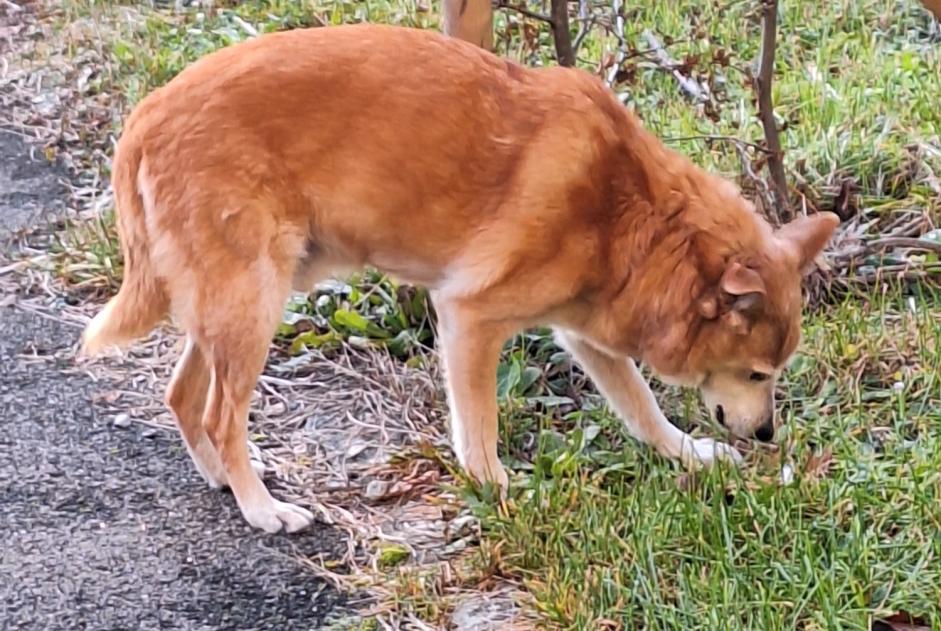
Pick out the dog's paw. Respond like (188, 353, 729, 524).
(464, 457, 509, 498)
(243, 500, 314, 534)
(192, 457, 229, 490)
(680, 437, 742, 470)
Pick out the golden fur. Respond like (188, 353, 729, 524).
(442, 0, 493, 49)
(82, 25, 838, 533)
(922, 0, 941, 20)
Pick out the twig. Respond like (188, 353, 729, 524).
(840, 264, 941, 285)
(835, 237, 941, 261)
(572, 16, 596, 56)
(231, 15, 259, 38)
(641, 30, 707, 102)
(495, 1, 552, 25)
(549, 0, 575, 66)
(572, 0, 596, 58)
(729, 137, 776, 216)
(755, 0, 789, 220)
(663, 134, 772, 154)
(869, 237, 941, 254)
(604, 0, 626, 86)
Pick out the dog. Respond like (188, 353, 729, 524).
(81, 24, 838, 533)
(442, 0, 493, 50)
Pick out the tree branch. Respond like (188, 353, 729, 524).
(641, 30, 707, 102)
(495, 1, 553, 26)
(604, 0, 626, 85)
(755, 0, 789, 220)
(663, 135, 771, 154)
(550, 0, 575, 66)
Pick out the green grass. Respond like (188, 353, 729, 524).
(482, 288, 941, 629)
(47, 0, 941, 627)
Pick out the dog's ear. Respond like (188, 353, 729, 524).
(698, 262, 765, 321)
(720, 261, 765, 297)
(777, 212, 840, 274)
(715, 261, 765, 334)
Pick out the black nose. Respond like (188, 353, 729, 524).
(754, 421, 775, 443)
(715, 405, 725, 426)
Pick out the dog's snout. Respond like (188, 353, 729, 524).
(754, 420, 775, 443)
(715, 405, 725, 426)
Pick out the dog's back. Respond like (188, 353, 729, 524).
(85, 23, 645, 354)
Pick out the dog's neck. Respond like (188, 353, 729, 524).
(571, 117, 773, 376)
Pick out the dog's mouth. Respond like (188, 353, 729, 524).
(714, 405, 726, 426)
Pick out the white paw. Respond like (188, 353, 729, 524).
(185, 437, 229, 489)
(192, 458, 228, 489)
(463, 454, 509, 497)
(680, 437, 742, 470)
(242, 500, 315, 534)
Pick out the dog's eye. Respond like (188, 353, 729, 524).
(749, 371, 771, 382)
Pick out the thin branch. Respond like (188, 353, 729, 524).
(835, 237, 941, 261)
(869, 237, 941, 254)
(729, 137, 776, 218)
(663, 134, 772, 154)
(550, 0, 575, 66)
(495, 1, 553, 25)
(839, 264, 941, 285)
(755, 0, 789, 219)
(572, 16, 596, 55)
(604, 0, 626, 85)
(641, 30, 707, 102)
(572, 0, 596, 58)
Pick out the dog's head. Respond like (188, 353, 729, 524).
(681, 212, 839, 442)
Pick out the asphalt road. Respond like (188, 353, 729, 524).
(0, 132, 346, 630)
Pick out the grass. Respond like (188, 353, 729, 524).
(483, 288, 941, 629)
(40, 0, 941, 628)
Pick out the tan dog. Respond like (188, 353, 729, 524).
(442, 0, 493, 49)
(81, 24, 838, 533)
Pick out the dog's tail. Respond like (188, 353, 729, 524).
(81, 140, 170, 356)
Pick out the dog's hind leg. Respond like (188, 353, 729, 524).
(166, 336, 228, 488)
(194, 260, 314, 533)
(555, 330, 742, 469)
(166, 336, 267, 488)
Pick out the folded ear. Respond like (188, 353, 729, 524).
(720, 261, 766, 296)
(777, 212, 840, 272)
(709, 261, 765, 334)
(697, 261, 764, 327)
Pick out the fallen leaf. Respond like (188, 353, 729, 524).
(375, 542, 410, 569)
(675, 473, 693, 491)
(832, 177, 859, 221)
(873, 611, 931, 631)
(804, 447, 834, 481)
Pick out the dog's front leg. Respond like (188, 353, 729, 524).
(555, 330, 741, 468)
(434, 296, 514, 492)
